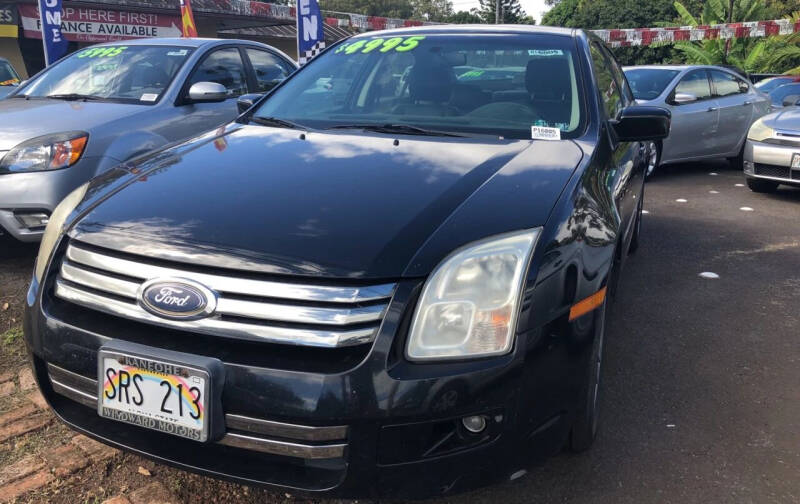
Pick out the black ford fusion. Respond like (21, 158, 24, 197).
(25, 26, 669, 498)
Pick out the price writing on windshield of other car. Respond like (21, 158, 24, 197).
(77, 46, 129, 58)
(335, 36, 426, 55)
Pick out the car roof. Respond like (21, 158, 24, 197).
(352, 24, 577, 38)
(623, 64, 717, 71)
(90, 37, 255, 48)
(622, 64, 751, 76)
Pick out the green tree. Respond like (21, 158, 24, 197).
(541, 0, 679, 65)
(446, 10, 485, 23)
(670, 0, 800, 72)
(475, 0, 531, 24)
(409, 0, 453, 21)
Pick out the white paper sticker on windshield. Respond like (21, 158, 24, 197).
(531, 126, 561, 141)
(167, 50, 188, 56)
(528, 49, 564, 56)
(140, 93, 158, 102)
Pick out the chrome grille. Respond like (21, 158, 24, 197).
(47, 363, 348, 459)
(55, 242, 395, 348)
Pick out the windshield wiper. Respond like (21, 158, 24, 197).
(327, 123, 465, 137)
(46, 93, 105, 101)
(248, 116, 306, 129)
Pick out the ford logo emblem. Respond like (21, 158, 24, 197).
(138, 278, 217, 320)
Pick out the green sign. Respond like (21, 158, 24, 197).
(77, 46, 128, 58)
(335, 36, 426, 55)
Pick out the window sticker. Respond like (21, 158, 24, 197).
(167, 49, 189, 57)
(534, 119, 570, 132)
(528, 49, 564, 57)
(335, 36, 426, 55)
(0, 78, 19, 86)
(140, 93, 159, 102)
(77, 46, 128, 58)
(531, 125, 561, 141)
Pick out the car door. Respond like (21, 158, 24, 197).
(172, 46, 249, 138)
(242, 47, 296, 95)
(710, 69, 753, 156)
(590, 42, 639, 248)
(662, 69, 719, 163)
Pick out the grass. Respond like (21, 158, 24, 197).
(1, 326, 26, 373)
(2, 325, 22, 345)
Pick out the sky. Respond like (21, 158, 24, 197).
(454, 0, 553, 23)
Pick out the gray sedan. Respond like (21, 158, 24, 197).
(0, 38, 295, 242)
(743, 107, 800, 192)
(624, 65, 770, 177)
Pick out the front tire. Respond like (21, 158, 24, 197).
(570, 297, 608, 452)
(746, 177, 779, 193)
(729, 141, 745, 171)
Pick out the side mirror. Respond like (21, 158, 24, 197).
(781, 94, 800, 107)
(672, 92, 697, 104)
(187, 81, 228, 103)
(611, 105, 671, 142)
(237, 93, 262, 114)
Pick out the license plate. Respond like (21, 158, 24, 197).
(792, 153, 800, 169)
(97, 351, 210, 442)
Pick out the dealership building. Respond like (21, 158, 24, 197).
(0, 0, 353, 78)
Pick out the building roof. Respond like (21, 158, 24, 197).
(220, 23, 353, 42)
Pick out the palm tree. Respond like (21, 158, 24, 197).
(672, 0, 770, 72)
(763, 12, 800, 73)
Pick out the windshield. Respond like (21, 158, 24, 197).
(624, 68, 679, 101)
(0, 61, 19, 86)
(755, 76, 795, 93)
(20, 45, 193, 103)
(769, 83, 800, 106)
(253, 33, 584, 139)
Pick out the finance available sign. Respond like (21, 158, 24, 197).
(19, 5, 181, 42)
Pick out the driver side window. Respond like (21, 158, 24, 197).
(675, 70, 711, 101)
(188, 48, 247, 98)
(590, 42, 623, 119)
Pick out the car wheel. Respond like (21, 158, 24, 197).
(569, 295, 608, 452)
(746, 177, 779, 193)
(645, 141, 660, 179)
(729, 140, 745, 171)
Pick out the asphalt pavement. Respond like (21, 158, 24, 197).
(438, 160, 800, 504)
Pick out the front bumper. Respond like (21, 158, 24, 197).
(24, 260, 587, 498)
(744, 139, 800, 185)
(0, 156, 106, 242)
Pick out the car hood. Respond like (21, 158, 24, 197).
(71, 124, 583, 279)
(0, 98, 147, 150)
(761, 106, 800, 130)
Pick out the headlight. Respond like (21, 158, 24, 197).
(34, 183, 89, 282)
(0, 132, 88, 173)
(406, 229, 540, 361)
(747, 119, 774, 142)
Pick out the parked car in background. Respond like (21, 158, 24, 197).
(624, 65, 770, 177)
(0, 38, 295, 242)
(25, 25, 670, 498)
(0, 57, 21, 98)
(743, 107, 800, 192)
(767, 82, 800, 109)
(754, 75, 800, 94)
